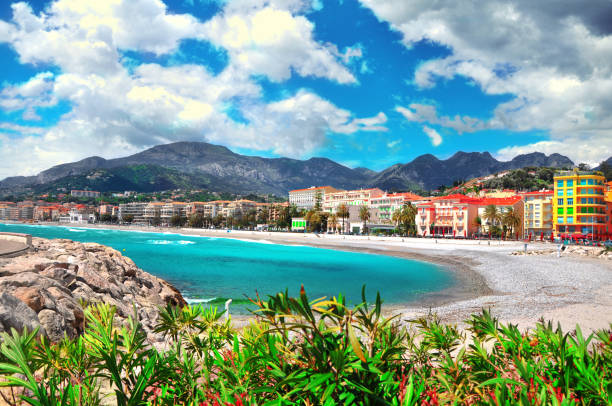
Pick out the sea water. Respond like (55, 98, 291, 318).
(0, 223, 455, 313)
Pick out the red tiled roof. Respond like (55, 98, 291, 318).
(386, 192, 423, 200)
(477, 195, 523, 206)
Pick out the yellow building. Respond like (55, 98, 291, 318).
(552, 170, 606, 239)
(520, 190, 553, 238)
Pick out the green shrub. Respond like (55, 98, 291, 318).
(0, 288, 610, 405)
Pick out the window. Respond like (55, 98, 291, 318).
(567, 217, 573, 224)
(588, 188, 594, 194)
(557, 198, 563, 205)
(567, 180, 573, 187)
(557, 180, 564, 187)
(557, 190, 564, 196)
(557, 207, 564, 215)
(588, 179, 594, 185)
(558, 217, 564, 224)
(566, 189, 573, 196)
(567, 207, 573, 214)
(588, 198, 594, 204)
(580, 179, 587, 185)
(581, 198, 587, 204)
(567, 198, 573, 206)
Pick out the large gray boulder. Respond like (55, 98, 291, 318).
(0, 292, 43, 334)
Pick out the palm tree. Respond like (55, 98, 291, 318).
(337, 204, 349, 234)
(483, 204, 500, 232)
(328, 214, 339, 233)
(473, 216, 482, 236)
(502, 208, 521, 238)
(392, 203, 417, 236)
(358, 205, 370, 235)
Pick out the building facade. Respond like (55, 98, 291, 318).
(70, 190, 100, 198)
(369, 192, 423, 224)
(415, 194, 480, 237)
(553, 170, 607, 239)
(520, 191, 553, 238)
(289, 186, 342, 210)
(118, 202, 148, 223)
(476, 196, 524, 237)
(323, 188, 384, 213)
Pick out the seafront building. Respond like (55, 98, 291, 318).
(289, 186, 342, 210)
(323, 188, 384, 213)
(415, 194, 480, 237)
(369, 192, 423, 224)
(520, 190, 553, 239)
(118, 202, 148, 223)
(552, 170, 607, 239)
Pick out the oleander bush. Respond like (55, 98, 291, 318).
(0, 286, 611, 405)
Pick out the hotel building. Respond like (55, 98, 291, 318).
(520, 190, 553, 238)
(369, 192, 423, 224)
(415, 194, 480, 237)
(323, 188, 384, 213)
(289, 186, 342, 210)
(552, 170, 606, 238)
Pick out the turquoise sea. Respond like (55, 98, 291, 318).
(0, 223, 455, 313)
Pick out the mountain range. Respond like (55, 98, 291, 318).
(0, 141, 592, 196)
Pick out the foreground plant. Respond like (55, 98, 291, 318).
(0, 288, 609, 405)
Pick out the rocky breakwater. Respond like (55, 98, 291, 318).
(0, 237, 185, 343)
(511, 245, 612, 260)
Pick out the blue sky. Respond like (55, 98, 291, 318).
(0, 0, 611, 178)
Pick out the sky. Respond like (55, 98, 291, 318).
(0, 0, 611, 179)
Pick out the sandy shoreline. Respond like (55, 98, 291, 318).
(9, 222, 612, 333)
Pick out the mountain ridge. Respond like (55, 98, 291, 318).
(0, 141, 593, 196)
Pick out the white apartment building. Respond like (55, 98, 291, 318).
(289, 186, 342, 210)
(118, 202, 148, 223)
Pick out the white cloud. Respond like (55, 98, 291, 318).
(0, 72, 57, 119)
(0, 122, 46, 135)
(361, 0, 612, 162)
(423, 125, 442, 147)
(0, 0, 380, 179)
(396, 104, 488, 134)
(202, 3, 356, 83)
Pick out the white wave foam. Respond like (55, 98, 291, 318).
(146, 239, 195, 245)
(185, 297, 217, 304)
(68, 228, 86, 232)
